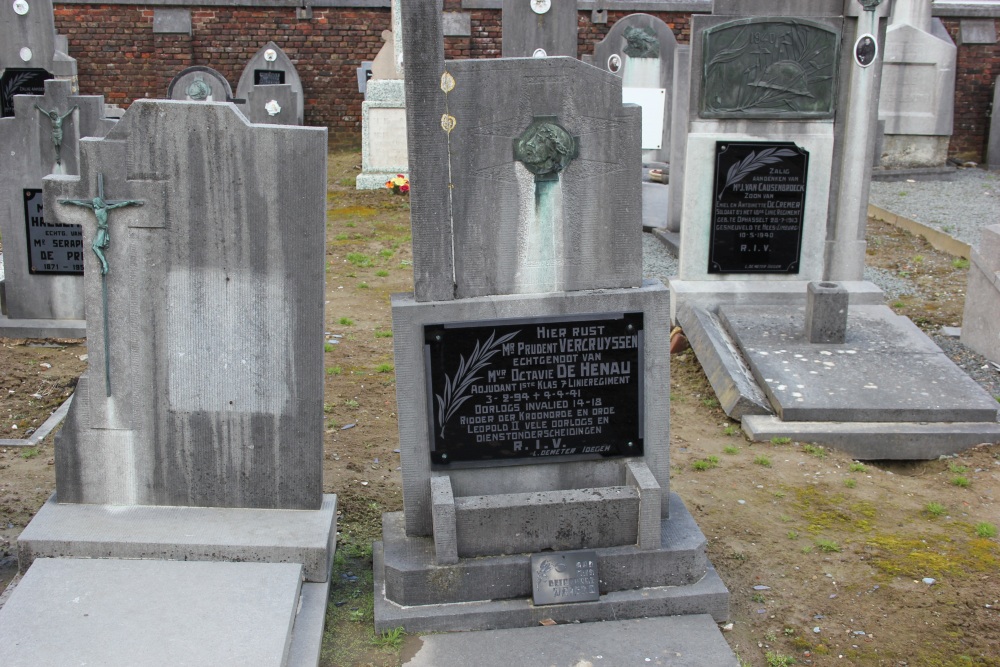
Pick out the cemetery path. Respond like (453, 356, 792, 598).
(1, 154, 997, 666)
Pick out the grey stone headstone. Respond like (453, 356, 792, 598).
(960, 224, 1000, 365)
(988, 77, 1000, 170)
(236, 42, 303, 125)
(1, 0, 56, 75)
(46, 100, 327, 510)
(167, 66, 234, 103)
(667, 45, 690, 233)
(501, 0, 578, 58)
(0, 78, 114, 321)
(592, 14, 677, 164)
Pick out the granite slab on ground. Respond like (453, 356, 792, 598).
(0, 558, 315, 667)
(720, 304, 1000, 423)
(402, 614, 738, 667)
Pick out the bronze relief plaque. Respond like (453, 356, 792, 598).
(701, 18, 840, 119)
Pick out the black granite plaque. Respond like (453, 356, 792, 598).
(23, 189, 85, 275)
(1, 68, 53, 117)
(531, 550, 600, 605)
(709, 141, 808, 274)
(425, 313, 644, 466)
(254, 69, 285, 86)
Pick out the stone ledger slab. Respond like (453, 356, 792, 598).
(401, 614, 739, 667)
(17, 493, 338, 582)
(0, 558, 302, 667)
(721, 304, 1000, 423)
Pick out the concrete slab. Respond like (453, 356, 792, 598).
(676, 304, 771, 420)
(742, 415, 1000, 459)
(375, 493, 729, 633)
(720, 305, 1000, 423)
(402, 614, 738, 667)
(0, 313, 86, 339)
(287, 579, 332, 667)
(668, 279, 885, 325)
(18, 493, 337, 582)
(0, 558, 301, 667)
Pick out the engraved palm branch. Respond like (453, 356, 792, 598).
(435, 330, 518, 439)
(718, 147, 798, 199)
(2, 72, 36, 108)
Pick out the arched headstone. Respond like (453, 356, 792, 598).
(167, 66, 234, 103)
(236, 42, 304, 125)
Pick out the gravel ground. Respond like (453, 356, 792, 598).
(869, 167, 1000, 248)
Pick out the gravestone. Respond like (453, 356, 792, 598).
(593, 13, 678, 164)
(167, 65, 235, 103)
(666, 44, 691, 237)
(877, 0, 956, 169)
(357, 0, 409, 190)
(672, 1, 1000, 458)
(1, 0, 77, 117)
(235, 41, 303, 125)
(6, 100, 337, 664)
(374, 0, 730, 637)
(961, 224, 1000, 365)
(0, 78, 114, 338)
(678, 9, 843, 283)
(502, 0, 578, 58)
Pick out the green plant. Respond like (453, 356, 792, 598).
(334, 233, 349, 241)
(723, 424, 740, 437)
(772, 490, 786, 499)
(925, 502, 946, 517)
(324, 343, 335, 353)
(913, 254, 924, 264)
(346, 252, 373, 267)
(751, 593, 766, 603)
(701, 397, 720, 408)
(849, 462, 867, 473)
(345, 399, 360, 408)
(345, 222, 356, 228)
(784, 628, 795, 636)
(378, 249, 394, 259)
(20, 447, 40, 460)
(723, 445, 740, 455)
(375, 363, 394, 373)
(844, 478, 857, 489)
(754, 455, 772, 467)
(815, 538, 841, 553)
(339, 317, 354, 326)
(975, 522, 998, 538)
(764, 631, 777, 642)
(892, 300, 905, 309)
(771, 437, 791, 445)
(375, 269, 390, 277)
(372, 627, 405, 650)
(952, 258, 970, 269)
(787, 530, 799, 540)
(952, 476, 970, 488)
(802, 444, 826, 458)
(948, 462, 968, 474)
(357, 282, 369, 289)
(374, 329, 393, 339)
(692, 456, 719, 471)
(326, 366, 343, 375)
(801, 545, 813, 554)
(765, 651, 795, 667)
(338, 177, 357, 187)
(348, 608, 366, 622)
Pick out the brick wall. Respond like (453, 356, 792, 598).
(50, 6, 997, 158)
(942, 18, 1000, 162)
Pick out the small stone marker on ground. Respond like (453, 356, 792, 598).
(374, 0, 731, 642)
(2, 100, 337, 665)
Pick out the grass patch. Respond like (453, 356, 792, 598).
(346, 252, 374, 268)
(326, 366, 343, 376)
(723, 424, 740, 437)
(374, 329, 393, 339)
(765, 651, 795, 667)
(692, 456, 720, 471)
(951, 258, 970, 270)
(339, 317, 355, 326)
(771, 436, 792, 445)
(925, 502, 946, 518)
(723, 444, 740, 455)
(948, 462, 969, 474)
(952, 476, 970, 488)
(357, 282, 369, 289)
(345, 399, 360, 408)
(849, 462, 867, 473)
(975, 522, 998, 539)
(324, 343, 335, 353)
(866, 531, 1000, 579)
(701, 397, 720, 408)
(372, 627, 406, 651)
(802, 444, 826, 458)
(754, 455, 772, 467)
(375, 269, 390, 277)
(375, 363, 394, 373)
(815, 538, 841, 553)
(20, 447, 40, 460)
(844, 478, 857, 489)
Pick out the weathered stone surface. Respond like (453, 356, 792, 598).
(1, 0, 57, 76)
(46, 100, 327, 509)
(401, 615, 739, 667)
(0, 78, 114, 322)
(501, 0, 577, 58)
(667, 45, 690, 233)
(804, 280, 848, 344)
(721, 304, 1000, 423)
(357, 80, 407, 190)
(0, 558, 302, 667)
(961, 224, 1000, 364)
(235, 41, 303, 125)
